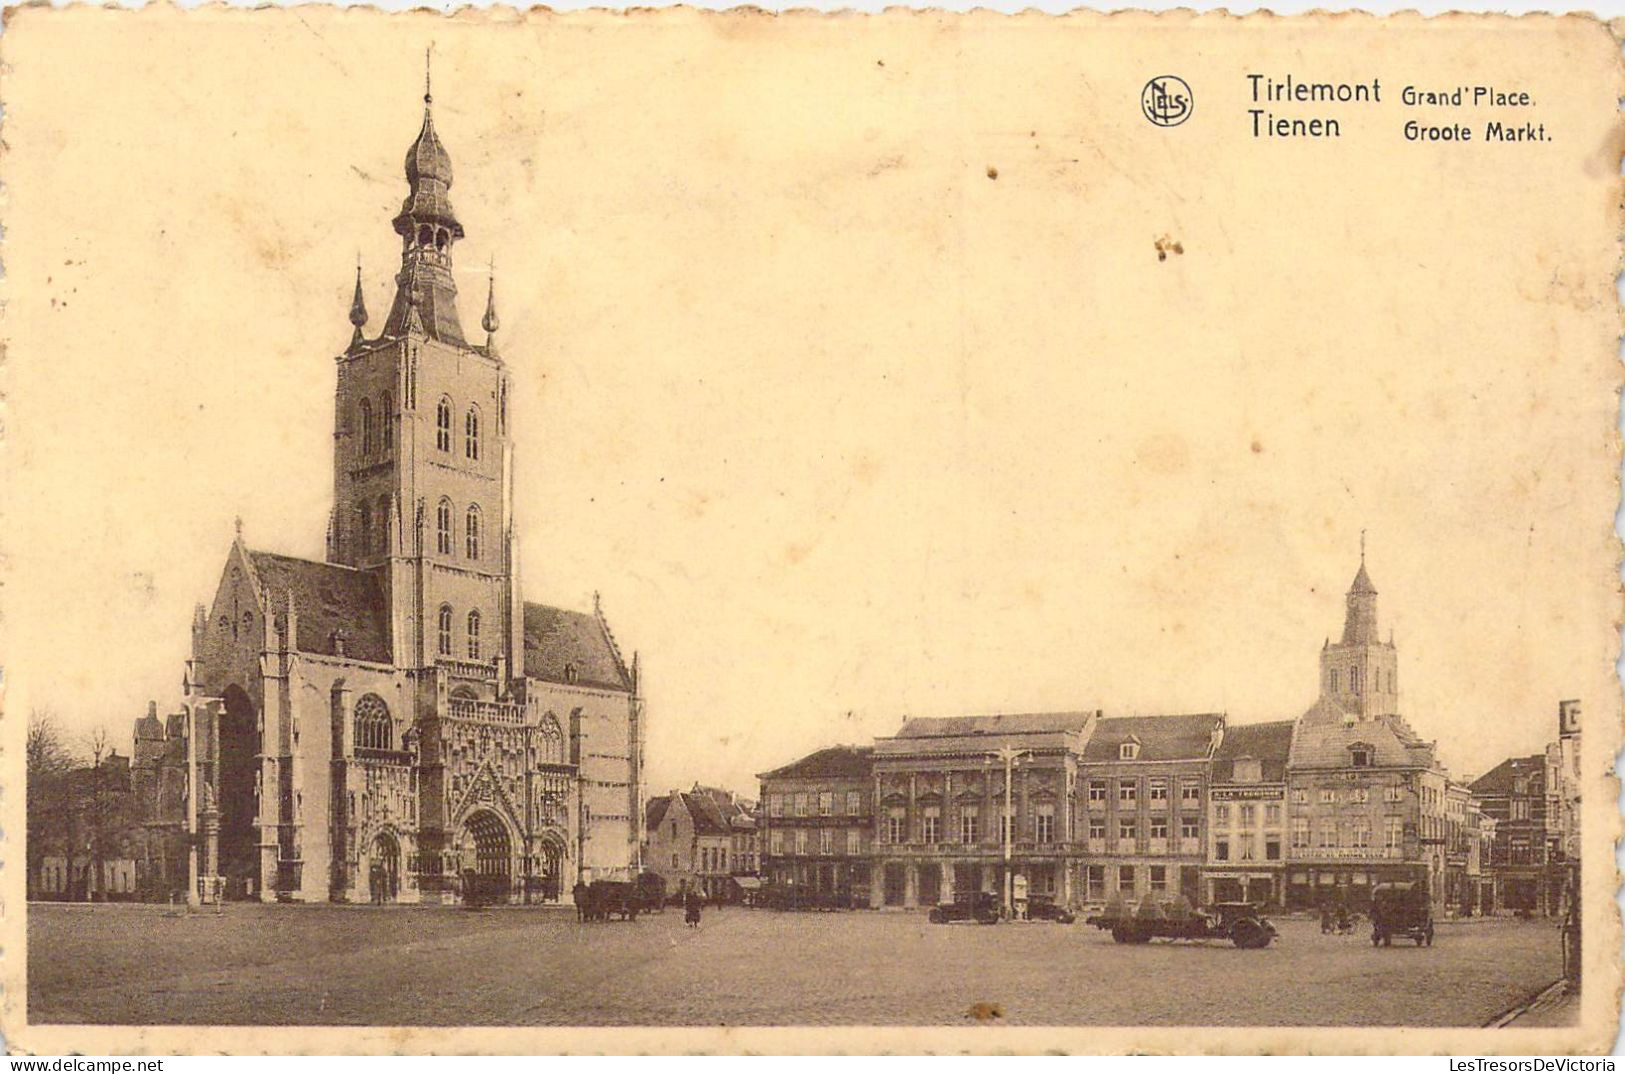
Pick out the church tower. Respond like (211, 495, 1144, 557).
(1318, 540, 1399, 718)
(332, 72, 518, 686)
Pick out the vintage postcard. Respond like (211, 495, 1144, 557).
(0, 5, 1619, 1056)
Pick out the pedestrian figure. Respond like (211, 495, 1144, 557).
(684, 887, 703, 928)
(573, 880, 590, 923)
(1319, 904, 1334, 934)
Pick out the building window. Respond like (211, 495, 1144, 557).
(1088, 817, 1106, 841)
(358, 501, 372, 558)
(436, 498, 453, 555)
(885, 807, 906, 844)
(1292, 817, 1310, 848)
(353, 694, 391, 751)
(1214, 803, 1230, 826)
(1119, 741, 1140, 761)
(1265, 837, 1282, 861)
(1087, 865, 1105, 901)
(1214, 838, 1230, 862)
(1350, 666, 1363, 694)
(1088, 780, 1107, 806)
(1385, 817, 1403, 849)
(1264, 802, 1282, 826)
(358, 399, 374, 457)
(1319, 788, 1337, 804)
(846, 790, 862, 814)
(960, 806, 979, 845)
(1119, 818, 1137, 842)
(1180, 815, 1199, 840)
(1035, 804, 1055, 844)
(380, 392, 394, 453)
(819, 829, 833, 855)
(1350, 747, 1372, 768)
(769, 830, 783, 855)
(1318, 823, 1337, 848)
(819, 791, 833, 816)
(1118, 780, 1137, 806)
(1149, 815, 1168, 840)
(795, 829, 808, 855)
(437, 604, 453, 656)
(769, 794, 784, 817)
(1181, 780, 1201, 804)
(1385, 785, 1404, 803)
(1291, 788, 1308, 804)
(1149, 866, 1167, 892)
(375, 495, 391, 554)
(436, 397, 452, 453)
(1350, 787, 1369, 804)
(1328, 668, 1339, 693)
(466, 610, 481, 660)
(1148, 778, 1169, 803)
(921, 806, 940, 844)
(846, 829, 861, 855)
(465, 504, 482, 560)
(465, 405, 481, 460)
(1117, 865, 1135, 894)
(1351, 819, 1371, 848)
(1239, 803, 1256, 827)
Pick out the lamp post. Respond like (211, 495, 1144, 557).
(993, 746, 1031, 920)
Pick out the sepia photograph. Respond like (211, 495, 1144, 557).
(0, 7, 1619, 1056)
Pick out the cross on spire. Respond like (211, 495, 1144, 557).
(425, 45, 433, 105)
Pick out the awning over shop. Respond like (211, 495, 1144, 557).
(731, 876, 763, 890)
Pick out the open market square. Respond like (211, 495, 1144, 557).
(29, 902, 1568, 1027)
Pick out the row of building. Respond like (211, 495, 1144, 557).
(745, 560, 1582, 916)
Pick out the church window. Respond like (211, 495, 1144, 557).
(354, 694, 392, 751)
(380, 392, 394, 453)
(465, 504, 482, 560)
(436, 398, 453, 453)
(436, 498, 453, 556)
(467, 610, 482, 660)
(437, 605, 453, 656)
(1328, 668, 1339, 693)
(375, 495, 390, 555)
(358, 399, 373, 457)
(1350, 666, 1362, 694)
(358, 502, 372, 557)
(465, 405, 481, 461)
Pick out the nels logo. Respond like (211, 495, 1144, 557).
(1142, 75, 1194, 128)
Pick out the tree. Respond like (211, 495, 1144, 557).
(26, 711, 76, 899)
(81, 725, 116, 902)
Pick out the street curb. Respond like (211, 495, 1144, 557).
(1485, 978, 1568, 1027)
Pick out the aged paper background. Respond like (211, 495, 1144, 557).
(0, 5, 1620, 1054)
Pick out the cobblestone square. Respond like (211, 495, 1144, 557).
(28, 903, 1568, 1027)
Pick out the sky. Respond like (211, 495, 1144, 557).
(3, 12, 1617, 799)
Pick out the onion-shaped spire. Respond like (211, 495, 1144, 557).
(482, 261, 500, 344)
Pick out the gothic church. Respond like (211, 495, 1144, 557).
(170, 81, 646, 904)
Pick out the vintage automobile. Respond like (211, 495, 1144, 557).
(1086, 895, 1276, 948)
(927, 891, 1002, 925)
(1026, 895, 1076, 924)
(1370, 881, 1434, 947)
(581, 879, 641, 922)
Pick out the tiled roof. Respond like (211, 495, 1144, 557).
(1212, 720, 1295, 782)
(759, 745, 874, 781)
(894, 712, 1096, 739)
(522, 602, 631, 692)
(682, 792, 733, 837)
(1081, 714, 1223, 763)
(646, 795, 673, 831)
(1469, 755, 1545, 797)
(1287, 701, 1435, 769)
(247, 551, 392, 664)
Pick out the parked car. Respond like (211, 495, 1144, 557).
(928, 892, 1001, 925)
(1026, 895, 1076, 924)
(1370, 882, 1434, 947)
(1086, 895, 1276, 948)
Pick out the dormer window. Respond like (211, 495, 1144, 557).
(1233, 758, 1262, 783)
(1119, 741, 1140, 761)
(1349, 743, 1374, 768)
